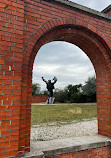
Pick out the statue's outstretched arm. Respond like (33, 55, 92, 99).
(53, 76, 57, 84)
(42, 77, 47, 83)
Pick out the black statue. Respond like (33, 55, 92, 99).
(42, 76, 57, 97)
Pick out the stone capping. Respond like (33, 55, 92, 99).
(102, 5, 111, 13)
(48, 0, 111, 21)
(23, 135, 111, 158)
(43, 141, 110, 157)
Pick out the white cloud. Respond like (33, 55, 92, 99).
(70, 0, 110, 11)
(33, 42, 95, 90)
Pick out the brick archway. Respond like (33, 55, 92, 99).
(20, 18, 111, 155)
(0, 0, 111, 157)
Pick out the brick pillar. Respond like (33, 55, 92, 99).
(0, 0, 24, 157)
(18, 60, 32, 156)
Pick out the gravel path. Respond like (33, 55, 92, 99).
(31, 118, 98, 141)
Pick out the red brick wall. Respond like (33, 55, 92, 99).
(0, 0, 111, 157)
(45, 146, 111, 158)
(32, 96, 47, 103)
(0, 0, 24, 157)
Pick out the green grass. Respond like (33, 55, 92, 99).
(31, 103, 97, 125)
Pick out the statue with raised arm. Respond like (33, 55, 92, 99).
(42, 76, 57, 98)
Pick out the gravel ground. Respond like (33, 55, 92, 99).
(31, 118, 98, 142)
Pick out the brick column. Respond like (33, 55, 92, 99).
(0, 0, 24, 157)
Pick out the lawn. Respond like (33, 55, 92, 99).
(31, 103, 97, 125)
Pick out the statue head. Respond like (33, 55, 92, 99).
(48, 80, 51, 84)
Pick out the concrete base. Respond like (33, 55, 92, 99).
(20, 135, 111, 158)
(46, 97, 55, 104)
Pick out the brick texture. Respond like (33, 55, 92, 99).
(0, 0, 111, 157)
(45, 146, 111, 158)
(32, 96, 47, 103)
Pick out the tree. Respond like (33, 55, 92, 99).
(66, 84, 82, 100)
(32, 83, 41, 96)
(42, 90, 48, 96)
(54, 89, 68, 103)
(70, 93, 87, 103)
(82, 76, 96, 102)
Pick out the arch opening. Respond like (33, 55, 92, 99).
(31, 40, 97, 142)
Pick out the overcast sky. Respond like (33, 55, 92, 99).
(32, 0, 110, 91)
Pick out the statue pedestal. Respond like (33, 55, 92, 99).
(46, 97, 55, 104)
